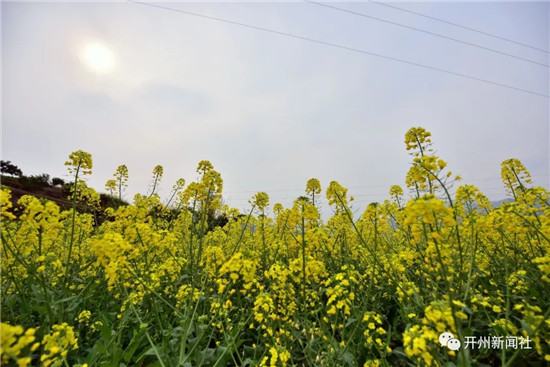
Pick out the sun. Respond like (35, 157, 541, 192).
(80, 42, 116, 73)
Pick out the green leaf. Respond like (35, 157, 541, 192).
(54, 296, 77, 304)
(339, 350, 356, 365)
(345, 317, 357, 327)
(123, 331, 146, 362)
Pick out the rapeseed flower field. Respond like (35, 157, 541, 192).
(1, 127, 549, 366)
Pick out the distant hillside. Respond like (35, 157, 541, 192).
(1, 174, 73, 209)
(1, 173, 231, 231)
(2, 172, 516, 213)
(491, 198, 514, 207)
(1, 174, 128, 215)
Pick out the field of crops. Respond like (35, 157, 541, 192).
(1, 127, 549, 366)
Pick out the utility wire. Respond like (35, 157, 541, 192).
(225, 186, 541, 201)
(223, 174, 550, 194)
(305, 0, 548, 68)
(369, 0, 550, 54)
(128, 0, 549, 98)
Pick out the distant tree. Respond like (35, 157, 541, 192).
(52, 177, 65, 187)
(21, 174, 51, 190)
(34, 174, 50, 185)
(1, 160, 23, 177)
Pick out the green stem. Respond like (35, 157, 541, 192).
(65, 164, 81, 286)
(301, 205, 307, 311)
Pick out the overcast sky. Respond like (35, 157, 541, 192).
(2, 1, 549, 217)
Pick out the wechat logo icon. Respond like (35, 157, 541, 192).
(439, 332, 461, 351)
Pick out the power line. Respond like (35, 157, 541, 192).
(368, 0, 550, 54)
(459, 173, 550, 182)
(305, 0, 548, 68)
(224, 185, 549, 202)
(127, 0, 549, 98)
(222, 174, 550, 194)
(225, 188, 519, 201)
(224, 183, 392, 194)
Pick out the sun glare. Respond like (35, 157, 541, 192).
(81, 42, 116, 73)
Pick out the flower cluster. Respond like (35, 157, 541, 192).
(2, 131, 549, 366)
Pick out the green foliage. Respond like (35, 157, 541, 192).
(51, 177, 65, 187)
(1, 160, 23, 177)
(2, 132, 550, 367)
(20, 173, 51, 190)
